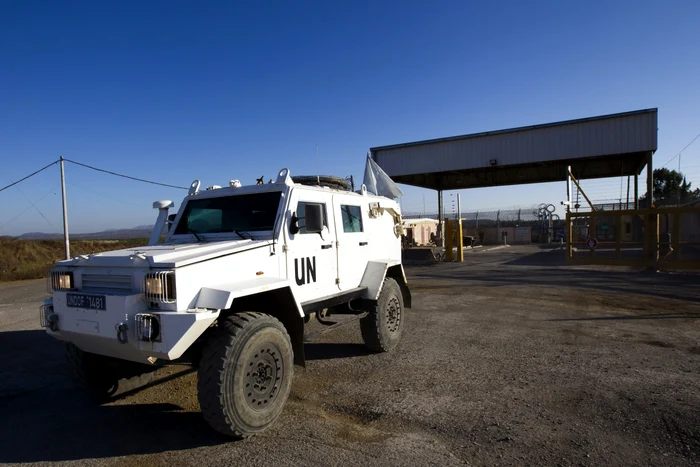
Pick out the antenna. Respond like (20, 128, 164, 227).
(316, 144, 320, 185)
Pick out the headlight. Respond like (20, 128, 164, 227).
(48, 270, 74, 292)
(135, 313, 161, 342)
(144, 271, 176, 303)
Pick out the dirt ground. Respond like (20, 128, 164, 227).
(1, 245, 699, 466)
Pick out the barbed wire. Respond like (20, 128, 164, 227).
(403, 204, 562, 225)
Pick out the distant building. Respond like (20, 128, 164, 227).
(402, 219, 438, 246)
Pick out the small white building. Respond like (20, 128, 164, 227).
(402, 218, 438, 246)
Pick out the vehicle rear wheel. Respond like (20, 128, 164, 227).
(360, 278, 405, 352)
(65, 343, 157, 403)
(197, 312, 293, 438)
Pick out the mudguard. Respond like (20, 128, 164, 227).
(194, 277, 304, 317)
(359, 260, 411, 308)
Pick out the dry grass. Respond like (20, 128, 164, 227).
(0, 238, 148, 282)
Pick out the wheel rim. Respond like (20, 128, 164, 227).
(385, 296, 401, 333)
(244, 343, 284, 411)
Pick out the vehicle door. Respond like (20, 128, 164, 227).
(284, 190, 338, 303)
(333, 196, 369, 290)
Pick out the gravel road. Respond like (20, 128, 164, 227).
(1, 245, 699, 466)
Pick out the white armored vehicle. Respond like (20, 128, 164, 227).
(42, 168, 410, 437)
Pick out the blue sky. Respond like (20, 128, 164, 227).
(1, 0, 699, 235)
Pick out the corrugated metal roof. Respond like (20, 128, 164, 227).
(370, 109, 657, 190)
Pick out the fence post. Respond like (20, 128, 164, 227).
(457, 218, 464, 262)
(672, 211, 680, 262)
(566, 212, 573, 263)
(445, 219, 454, 262)
(615, 212, 622, 257)
(589, 214, 596, 257)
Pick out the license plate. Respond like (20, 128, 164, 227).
(66, 293, 106, 310)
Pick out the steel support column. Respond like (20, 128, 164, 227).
(646, 152, 657, 267)
(437, 189, 443, 247)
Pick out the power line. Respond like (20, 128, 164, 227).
(0, 165, 55, 229)
(0, 160, 59, 194)
(67, 181, 143, 208)
(0, 185, 58, 232)
(64, 159, 188, 190)
(660, 130, 700, 168)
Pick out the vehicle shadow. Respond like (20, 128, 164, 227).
(503, 249, 568, 266)
(0, 330, 376, 462)
(304, 342, 372, 361)
(0, 330, 230, 463)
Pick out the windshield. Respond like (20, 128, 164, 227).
(174, 192, 282, 235)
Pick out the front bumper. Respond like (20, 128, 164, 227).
(42, 293, 219, 364)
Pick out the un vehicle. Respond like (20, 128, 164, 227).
(42, 168, 410, 437)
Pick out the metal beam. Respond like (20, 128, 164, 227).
(568, 169, 596, 212)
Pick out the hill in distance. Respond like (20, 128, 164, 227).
(17, 225, 153, 240)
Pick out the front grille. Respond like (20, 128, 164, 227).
(81, 274, 133, 292)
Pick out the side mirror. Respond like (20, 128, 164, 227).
(289, 204, 325, 235)
(167, 214, 177, 227)
(305, 204, 324, 233)
(290, 212, 300, 235)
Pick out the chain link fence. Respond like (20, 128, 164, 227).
(403, 203, 568, 244)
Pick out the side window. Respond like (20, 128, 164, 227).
(341, 205, 363, 233)
(296, 202, 327, 234)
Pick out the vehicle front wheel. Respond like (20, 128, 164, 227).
(360, 278, 405, 352)
(197, 312, 293, 438)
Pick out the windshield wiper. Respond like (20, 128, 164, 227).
(189, 229, 204, 242)
(234, 230, 253, 240)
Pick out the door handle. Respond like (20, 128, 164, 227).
(321, 244, 333, 249)
(359, 242, 368, 246)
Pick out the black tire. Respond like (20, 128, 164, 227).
(291, 175, 350, 191)
(360, 278, 405, 352)
(65, 343, 157, 403)
(197, 312, 293, 438)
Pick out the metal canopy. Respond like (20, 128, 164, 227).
(370, 109, 657, 191)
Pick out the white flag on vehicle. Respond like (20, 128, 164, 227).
(363, 152, 403, 199)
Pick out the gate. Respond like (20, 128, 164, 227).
(566, 206, 700, 270)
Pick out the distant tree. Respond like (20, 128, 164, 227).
(640, 168, 700, 206)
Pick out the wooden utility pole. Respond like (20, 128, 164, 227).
(59, 156, 70, 259)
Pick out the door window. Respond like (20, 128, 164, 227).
(340, 205, 363, 233)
